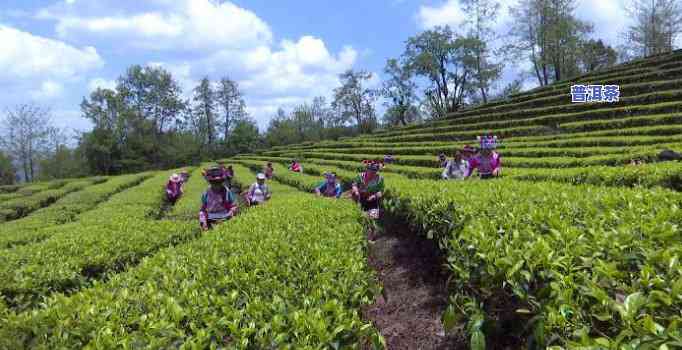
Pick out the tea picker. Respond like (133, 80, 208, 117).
(315, 172, 343, 198)
(198, 166, 238, 231)
(466, 135, 502, 179)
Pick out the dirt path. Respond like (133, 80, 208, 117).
(362, 219, 466, 350)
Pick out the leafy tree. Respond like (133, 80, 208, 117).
(265, 108, 300, 147)
(215, 77, 246, 142)
(507, 0, 592, 85)
(0, 104, 53, 182)
(332, 69, 378, 133)
(461, 0, 503, 103)
(0, 151, 15, 185)
(381, 58, 420, 126)
(382, 105, 421, 127)
(117, 65, 185, 134)
(623, 0, 682, 57)
(193, 77, 217, 147)
(580, 39, 618, 72)
(404, 26, 478, 117)
(227, 116, 261, 155)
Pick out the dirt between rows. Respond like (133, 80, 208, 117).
(362, 219, 466, 350)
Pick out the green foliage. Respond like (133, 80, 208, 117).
(0, 151, 14, 185)
(380, 176, 682, 348)
(0, 173, 151, 248)
(0, 166, 381, 349)
(0, 177, 105, 222)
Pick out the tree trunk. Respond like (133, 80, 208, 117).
(224, 100, 230, 142)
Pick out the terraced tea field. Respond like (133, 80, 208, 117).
(1, 50, 681, 349)
(234, 50, 682, 348)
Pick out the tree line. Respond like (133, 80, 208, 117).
(1, 0, 680, 184)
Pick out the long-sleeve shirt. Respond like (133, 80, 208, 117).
(316, 181, 342, 198)
(166, 181, 182, 198)
(442, 159, 469, 180)
(247, 182, 271, 204)
(353, 172, 384, 198)
(264, 167, 274, 179)
(466, 153, 501, 177)
(199, 186, 237, 224)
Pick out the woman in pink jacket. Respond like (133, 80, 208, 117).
(466, 135, 501, 179)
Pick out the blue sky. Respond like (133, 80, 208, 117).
(0, 0, 639, 134)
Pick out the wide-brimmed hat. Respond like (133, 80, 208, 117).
(324, 171, 336, 179)
(170, 173, 181, 182)
(256, 173, 266, 180)
(204, 167, 226, 182)
(366, 162, 381, 171)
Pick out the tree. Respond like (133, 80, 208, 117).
(404, 26, 478, 118)
(382, 105, 421, 127)
(507, 0, 592, 85)
(332, 70, 378, 133)
(580, 39, 618, 72)
(215, 77, 245, 142)
(0, 151, 15, 185)
(117, 65, 185, 134)
(227, 116, 261, 155)
(193, 77, 217, 146)
(461, 0, 503, 103)
(265, 108, 300, 147)
(623, 0, 682, 57)
(79, 88, 127, 175)
(38, 127, 80, 180)
(381, 58, 421, 126)
(0, 105, 52, 182)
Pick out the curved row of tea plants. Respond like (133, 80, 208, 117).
(0, 164, 382, 349)
(239, 159, 682, 348)
(0, 170, 196, 311)
(0, 177, 106, 222)
(0, 172, 151, 248)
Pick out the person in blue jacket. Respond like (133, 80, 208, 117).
(314, 172, 342, 198)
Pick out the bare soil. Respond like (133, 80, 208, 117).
(362, 219, 466, 350)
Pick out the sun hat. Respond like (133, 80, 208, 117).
(256, 173, 266, 180)
(366, 161, 381, 172)
(204, 167, 226, 182)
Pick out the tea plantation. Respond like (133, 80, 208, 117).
(0, 50, 681, 349)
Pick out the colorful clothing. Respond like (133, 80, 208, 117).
(466, 153, 501, 177)
(442, 159, 469, 180)
(264, 166, 274, 179)
(247, 182, 271, 204)
(290, 163, 302, 172)
(316, 181, 342, 198)
(199, 186, 237, 225)
(166, 180, 182, 202)
(353, 172, 384, 198)
(224, 168, 234, 178)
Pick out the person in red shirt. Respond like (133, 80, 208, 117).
(263, 162, 274, 179)
(289, 159, 302, 172)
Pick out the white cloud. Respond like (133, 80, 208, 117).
(87, 78, 117, 92)
(31, 0, 362, 130)
(42, 0, 272, 51)
(575, 0, 630, 46)
(0, 25, 103, 82)
(417, 0, 466, 29)
(151, 36, 359, 128)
